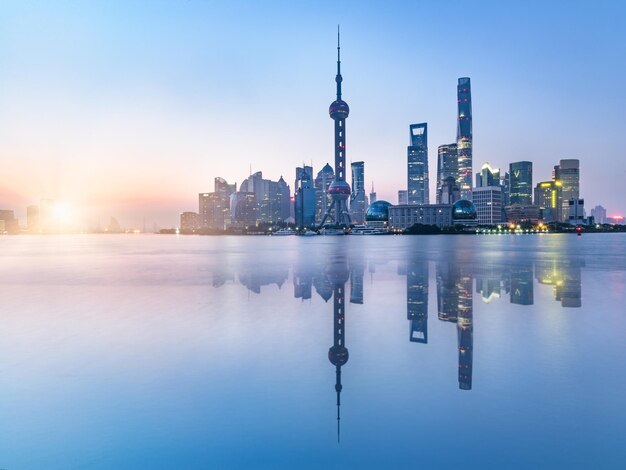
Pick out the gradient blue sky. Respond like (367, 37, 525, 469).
(1, 0, 624, 227)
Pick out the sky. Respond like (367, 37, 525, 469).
(1, 0, 625, 228)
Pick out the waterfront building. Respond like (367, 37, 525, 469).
(590, 205, 606, 224)
(472, 186, 503, 225)
(456, 77, 473, 200)
(502, 172, 511, 206)
(315, 163, 335, 224)
(199, 177, 237, 230)
(509, 161, 533, 205)
(294, 165, 316, 228)
(505, 204, 541, 224)
(319, 31, 351, 227)
(438, 176, 461, 205)
(407, 123, 429, 205)
(27, 205, 39, 233)
(554, 159, 580, 222)
(277, 176, 291, 222)
(230, 192, 258, 228)
(534, 181, 563, 223)
(436, 143, 458, 203)
(388, 204, 453, 230)
(365, 200, 391, 229)
(568, 198, 585, 225)
(0, 210, 19, 234)
(398, 190, 408, 205)
(452, 200, 478, 227)
(240, 172, 286, 225)
(180, 212, 199, 232)
(350, 161, 367, 224)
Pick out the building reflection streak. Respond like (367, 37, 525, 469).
(436, 259, 474, 390)
(326, 253, 350, 442)
(407, 258, 428, 343)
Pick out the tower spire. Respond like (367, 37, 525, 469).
(336, 24, 342, 100)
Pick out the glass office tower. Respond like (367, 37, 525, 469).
(407, 123, 429, 205)
(456, 77, 473, 200)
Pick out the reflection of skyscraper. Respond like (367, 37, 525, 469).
(349, 253, 365, 304)
(456, 77, 473, 200)
(407, 259, 429, 343)
(407, 123, 429, 205)
(535, 259, 583, 308)
(436, 259, 473, 390)
(510, 263, 534, 305)
(326, 251, 350, 442)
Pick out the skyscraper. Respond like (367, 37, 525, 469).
(590, 205, 606, 224)
(473, 186, 503, 225)
(509, 161, 533, 205)
(294, 165, 316, 228)
(319, 30, 351, 228)
(315, 163, 335, 224)
(456, 77, 473, 200)
(436, 143, 457, 203)
(475, 162, 500, 188)
(349, 161, 367, 224)
(534, 181, 562, 222)
(407, 123, 429, 205)
(554, 159, 580, 222)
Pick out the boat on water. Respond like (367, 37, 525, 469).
(319, 227, 347, 236)
(297, 229, 318, 237)
(348, 225, 388, 235)
(271, 228, 296, 236)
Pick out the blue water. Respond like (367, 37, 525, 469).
(0, 234, 625, 469)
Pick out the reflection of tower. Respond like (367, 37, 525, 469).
(320, 29, 352, 228)
(349, 253, 365, 304)
(436, 259, 474, 390)
(535, 259, 584, 308)
(407, 259, 429, 343)
(326, 254, 350, 442)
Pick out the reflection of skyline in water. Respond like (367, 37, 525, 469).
(209, 247, 587, 437)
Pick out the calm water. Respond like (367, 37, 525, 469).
(1, 234, 625, 469)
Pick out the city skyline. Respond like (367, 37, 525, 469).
(1, 1, 625, 227)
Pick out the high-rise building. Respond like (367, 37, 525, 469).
(554, 159, 580, 222)
(369, 182, 377, 204)
(350, 161, 367, 224)
(407, 123, 429, 205)
(319, 30, 351, 228)
(475, 162, 500, 188)
(294, 165, 316, 228)
(398, 190, 408, 205)
(534, 181, 563, 223)
(277, 176, 291, 222)
(502, 172, 511, 207)
(315, 163, 335, 224)
(230, 192, 258, 228)
(590, 205, 606, 224)
(436, 143, 458, 203)
(472, 186, 503, 225)
(456, 77, 473, 200)
(438, 176, 461, 205)
(199, 177, 236, 230)
(0, 210, 19, 234)
(509, 161, 533, 205)
(240, 172, 288, 224)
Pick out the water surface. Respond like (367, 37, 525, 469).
(0, 234, 625, 469)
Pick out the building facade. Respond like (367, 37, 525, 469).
(456, 77, 473, 200)
(407, 123, 429, 205)
(350, 161, 367, 224)
(436, 143, 458, 203)
(590, 205, 606, 224)
(509, 161, 533, 205)
(398, 190, 408, 205)
(568, 198, 585, 225)
(472, 186, 503, 225)
(388, 204, 453, 230)
(554, 159, 580, 222)
(180, 212, 199, 232)
(294, 165, 316, 228)
(534, 181, 562, 223)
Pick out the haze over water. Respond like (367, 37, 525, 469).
(1, 234, 625, 468)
